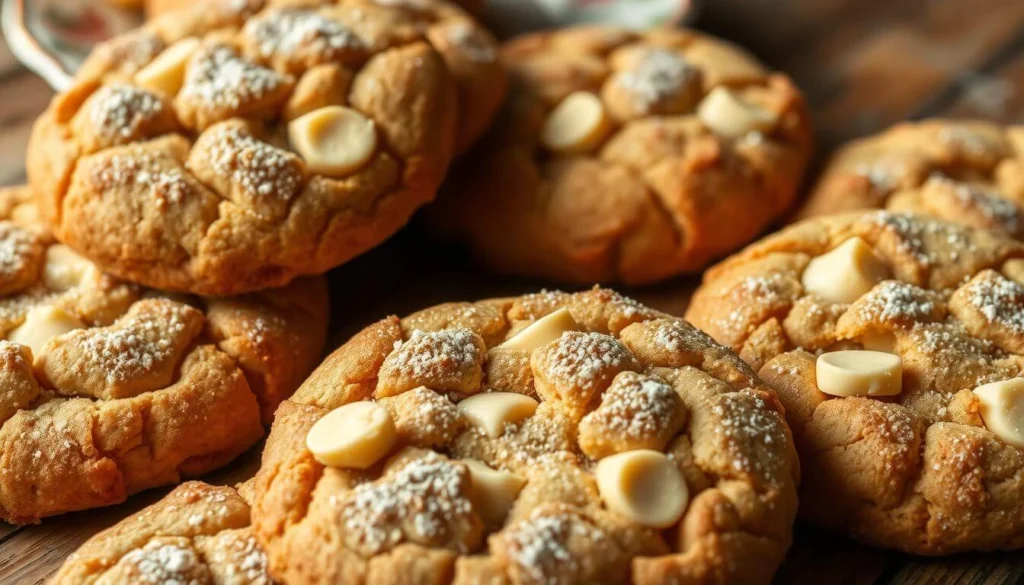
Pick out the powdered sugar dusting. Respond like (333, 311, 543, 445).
(504, 509, 607, 585)
(212, 531, 271, 585)
(853, 280, 938, 324)
(244, 9, 362, 61)
(118, 541, 207, 585)
(615, 48, 697, 109)
(179, 44, 287, 113)
(89, 85, 165, 140)
(927, 174, 1021, 234)
(0, 223, 38, 282)
(388, 328, 481, 380)
(92, 149, 192, 208)
(337, 452, 474, 555)
(206, 125, 302, 200)
(583, 372, 678, 440)
(962, 271, 1024, 334)
(541, 332, 631, 390)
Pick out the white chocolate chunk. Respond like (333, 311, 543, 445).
(42, 244, 95, 291)
(801, 237, 891, 304)
(457, 392, 538, 438)
(134, 37, 200, 96)
(305, 401, 397, 469)
(816, 350, 903, 397)
(462, 459, 526, 530)
(8, 305, 85, 357)
(696, 87, 778, 138)
(500, 308, 579, 353)
(595, 449, 688, 528)
(973, 378, 1024, 449)
(288, 106, 377, 177)
(1003, 258, 1024, 285)
(540, 91, 613, 154)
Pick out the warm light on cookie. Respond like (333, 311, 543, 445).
(973, 378, 1024, 449)
(802, 237, 891, 304)
(696, 87, 778, 138)
(816, 350, 903, 397)
(540, 91, 613, 154)
(462, 459, 526, 529)
(457, 392, 538, 438)
(134, 37, 200, 96)
(305, 401, 397, 469)
(8, 305, 86, 356)
(596, 449, 688, 528)
(288, 106, 378, 177)
(499, 307, 579, 353)
(42, 245, 94, 292)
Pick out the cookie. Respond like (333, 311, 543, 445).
(52, 481, 272, 584)
(27, 0, 505, 296)
(250, 288, 799, 584)
(427, 25, 813, 285)
(0, 186, 328, 524)
(798, 120, 1024, 240)
(686, 211, 1024, 554)
(143, 0, 485, 18)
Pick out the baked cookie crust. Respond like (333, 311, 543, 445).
(251, 288, 799, 585)
(51, 481, 273, 585)
(428, 25, 813, 285)
(0, 186, 328, 524)
(798, 120, 1024, 239)
(27, 0, 505, 295)
(686, 211, 1024, 554)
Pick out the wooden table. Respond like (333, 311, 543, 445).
(2, 0, 1024, 583)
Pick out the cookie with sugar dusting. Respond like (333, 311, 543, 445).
(427, 25, 813, 285)
(686, 211, 1024, 554)
(0, 186, 328, 524)
(28, 0, 505, 296)
(140, 0, 485, 18)
(797, 119, 1024, 240)
(52, 481, 273, 585)
(251, 288, 799, 585)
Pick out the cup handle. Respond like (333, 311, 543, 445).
(1, 0, 74, 90)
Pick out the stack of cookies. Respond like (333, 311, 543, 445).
(2, 0, 1021, 584)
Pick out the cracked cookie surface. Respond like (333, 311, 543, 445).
(27, 0, 505, 295)
(428, 25, 813, 285)
(52, 481, 272, 585)
(798, 120, 1024, 241)
(251, 288, 799, 585)
(0, 186, 328, 524)
(686, 211, 1024, 554)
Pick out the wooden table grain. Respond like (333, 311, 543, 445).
(2, 0, 1024, 583)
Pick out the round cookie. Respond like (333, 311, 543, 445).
(251, 288, 799, 585)
(52, 481, 272, 584)
(142, 0, 485, 18)
(797, 120, 1024, 240)
(27, 0, 505, 296)
(686, 211, 1024, 554)
(428, 25, 813, 285)
(0, 186, 328, 524)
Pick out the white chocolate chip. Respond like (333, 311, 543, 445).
(288, 106, 377, 177)
(457, 392, 538, 438)
(816, 350, 903, 397)
(595, 449, 688, 528)
(134, 38, 200, 96)
(801, 237, 891, 304)
(499, 307, 579, 353)
(42, 244, 95, 292)
(973, 378, 1024, 449)
(305, 401, 397, 469)
(8, 305, 86, 357)
(1003, 258, 1024, 285)
(860, 330, 897, 354)
(462, 459, 525, 530)
(696, 86, 778, 139)
(540, 91, 613, 155)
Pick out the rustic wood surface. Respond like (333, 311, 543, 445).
(2, 0, 1024, 583)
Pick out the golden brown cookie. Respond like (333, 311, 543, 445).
(142, 0, 485, 18)
(686, 211, 1024, 554)
(27, 0, 505, 296)
(427, 25, 813, 285)
(0, 186, 328, 524)
(51, 481, 272, 585)
(798, 120, 1024, 240)
(251, 288, 799, 585)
